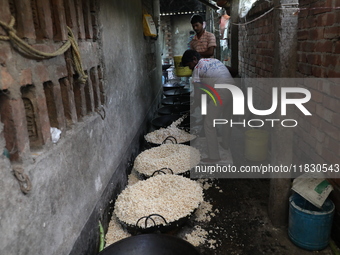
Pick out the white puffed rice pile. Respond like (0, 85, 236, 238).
(114, 174, 204, 228)
(184, 225, 209, 247)
(104, 213, 131, 247)
(194, 200, 213, 222)
(127, 169, 141, 186)
(133, 144, 201, 176)
(145, 115, 196, 144)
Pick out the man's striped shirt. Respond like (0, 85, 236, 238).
(190, 30, 216, 58)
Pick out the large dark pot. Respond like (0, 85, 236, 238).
(162, 64, 172, 71)
(98, 234, 200, 255)
(163, 88, 191, 97)
(157, 105, 190, 115)
(161, 95, 193, 105)
(163, 81, 186, 91)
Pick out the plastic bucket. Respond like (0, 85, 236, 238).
(288, 193, 335, 251)
(244, 129, 269, 161)
(173, 56, 192, 77)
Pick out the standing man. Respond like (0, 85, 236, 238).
(189, 14, 217, 58)
(182, 49, 234, 163)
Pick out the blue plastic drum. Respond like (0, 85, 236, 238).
(288, 193, 335, 251)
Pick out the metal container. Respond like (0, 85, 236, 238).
(99, 234, 200, 255)
(161, 96, 193, 106)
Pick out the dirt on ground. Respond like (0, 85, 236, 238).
(174, 126, 335, 255)
(103, 124, 337, 255)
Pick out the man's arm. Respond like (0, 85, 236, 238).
(200, 32, 216, 58)
(199, 46, 215, 58)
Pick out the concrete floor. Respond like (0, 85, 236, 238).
(175, 126, 335, 255)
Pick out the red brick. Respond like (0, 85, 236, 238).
(73, 81, 87, 119)
(0, 1, 11, 36)
(328, 70, 340, 78)
(297, 52, 307, 63)
(308, 27, 324, 40)
(297, 63, 312, 75)
(298, 41, 316, 52)
(321, 120, 339, 140)
(334, 41, 340, 54)
(332, 113, 340, 128)
(0, 98, 31, 161)
(50, 0, 68, 41)
(306, 16, 318, 28)
(311, 66, 325, 77)
(308, 150, 325, 164)
(298, 115, 312, 132)
(316, 79, 331, 94)
(336, 11, 340, 23)
(317, 12, 336, 26)
(325, 135, 340, 155)
(298, 19, 306, 30)
(315, 40, 333, 53)
(20, 69, 32, 86)
(321, 147, 340, 164)
(82, 0, 93, 39)
(307, 53, 322, 65)
(299, 0, 310, 7)
(75, 0, 86, 39)
(1, 67, 16, 89)
(64, 1, 79, 37)
(324, 26, 340, 39)
(303, 129, 317, 147)
(310, 88, 324, 103)
(14, 0, 36, 39)
(35, 94, 52, 144)
(323, 96, 340, 112)
(323, 55, 340, 68)
(305, 100, 317, 114)
(297, 30, 309, 40)
(34, 0, 53, 40)
(307, 114, 322, 128)
(59, 77, 78, 125)
(330, 84, 340, 97)
(311, 126, 326, 143)
(316, 104, 334, 122)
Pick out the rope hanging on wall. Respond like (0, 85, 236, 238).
(0, 16, 88, 84)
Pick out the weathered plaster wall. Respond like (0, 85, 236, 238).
(0, 1, 162, 255)
(171, 15, 193, 56)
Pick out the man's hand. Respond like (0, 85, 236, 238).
(199, 46, 215, 58)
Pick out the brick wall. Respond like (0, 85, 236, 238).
(238, 0, 340, 245)
(0, 0, 103, 162)
(238, 0, 340, 165)
(238, 0, 275, 112)
(295, 1, 340, 244)
(238, 0, 274, 79)
(295, 0, 340, 165)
